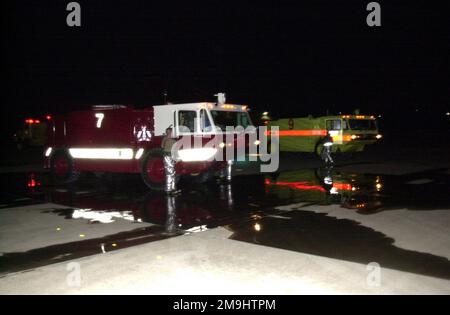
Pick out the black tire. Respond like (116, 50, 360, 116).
(141, 149, 180, 191)
(315, 140, 324, 157)
(50, 149, 80, 184)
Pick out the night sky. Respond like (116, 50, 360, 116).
(2, 0, 449, 141)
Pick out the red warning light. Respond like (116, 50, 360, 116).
(27, 174, 41, 188)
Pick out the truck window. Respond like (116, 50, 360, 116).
(348, 119, 377, 130)
(210, 110, 251, 130)
(326, 119, 341, 131)
(178, 110, 196, 133)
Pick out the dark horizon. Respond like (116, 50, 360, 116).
(2, 0, 449, 140)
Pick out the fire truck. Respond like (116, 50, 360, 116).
(267, 114, 382, 157)
(13, 116, 51, 149)
(44, 98, 254, 190)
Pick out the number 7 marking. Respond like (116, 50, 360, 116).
(95, 113, 104, 128)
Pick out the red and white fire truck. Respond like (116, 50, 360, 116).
(44, 99, 254, 190)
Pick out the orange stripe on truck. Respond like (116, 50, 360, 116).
(265, 129, 327, 136)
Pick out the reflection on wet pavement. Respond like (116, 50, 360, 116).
(0, 167, 449, 278)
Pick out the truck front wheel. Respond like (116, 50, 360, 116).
(141, 149, 179, 191)
(50, 150, 80, 184)
(315, 141, 324, 157)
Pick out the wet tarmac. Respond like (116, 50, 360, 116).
(0, 166, 450, 280)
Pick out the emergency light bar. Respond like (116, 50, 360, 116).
(341, 115, 376, 120)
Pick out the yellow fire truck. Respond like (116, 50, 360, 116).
(267, 114, 382, 156)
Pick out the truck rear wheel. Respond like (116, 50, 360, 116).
(315, 141, 324, 157)
(50, 150, 80, 184)
(141, 149, 179, 191)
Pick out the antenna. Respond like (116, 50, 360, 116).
(163, 90, 168, 104)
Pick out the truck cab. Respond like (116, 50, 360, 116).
(325, 115, 381, 149)
(267, 114, 382, 156)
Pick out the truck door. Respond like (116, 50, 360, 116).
(326, 119, 343, 144)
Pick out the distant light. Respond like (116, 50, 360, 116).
(112, 243, 117, 247)
(376, 183, 383, 191)
(56, 227, 61, 231)
(34, 119, 40, 124)
(254, 223, 261, 232)
(46, 115, 52, 120)
(254, 140, 261, 146)
(378, 115, 382, 118)
(446, 112, 450, 116)
(219, 142, 226, 149)
(376, 134, 383, 139)
(79, 234, 85, 238)
(262, 112, 269, 116)
(351, 134, 358, 140)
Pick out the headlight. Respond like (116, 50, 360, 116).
(351, 135, 358, 140)
(219, 142, 226, 149)
(177, 148, 218, 162)
(376, 134, 382, 139)
(254, 140, 261, 146)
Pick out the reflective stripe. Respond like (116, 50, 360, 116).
(69, 148, 133, 160)
(177, 148, 217, 162)
(265, 129, 327, 136)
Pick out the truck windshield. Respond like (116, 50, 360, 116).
(210, 110, 252, 130)
(347, 119, 377, 130)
